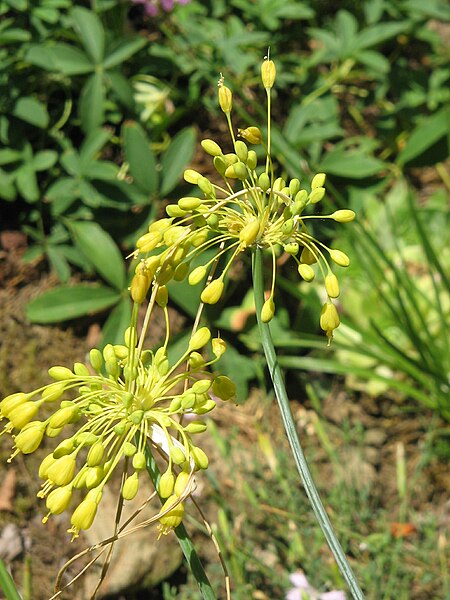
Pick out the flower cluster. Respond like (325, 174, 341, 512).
(1, 325, 235, 540)
(132, 59, 355, 343)
(131, 0, 190, 17)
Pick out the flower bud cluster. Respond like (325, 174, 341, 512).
(0, 328, 235, 539)
(133, 58, 355, 343)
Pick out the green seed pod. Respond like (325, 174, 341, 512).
(122, 473, 139, 501)
(188, 266, 207, 286)
(188, 352, 205, 369)
(292, 190, 308, 215)
(184, 421, 207, 434)
(239, 219, 260, 247)
(212, 337, 227, 358)
(89, 349, 103, 371)
(123, 442, 137, 457)
(174, 471, 190, 496)
(159, 470, 175, 499)
(47, 455, 76, 486)
(114, 421, 127, 436)
(132, 451, 146, 471)
(308, 187, 326, 204)
(194, 399, 216, 415)
(289, 178, 301, 196)
(87, 442, 105, 467)
(166, 204, 187, 218)
(258, 172, 271, 192)
(73, 362, 89, 377)
(157, 264, 174, 285)
(181, 393, 196, 410)
(192, 379, 211, 394)
(281, 219, 294, 236)
(261, 297, 275, 323)
(298, 263, 315, 282)
(48, 366, 74, 381)
(169, 396, 182, 413)
(234, 140, 248, 163)
(129, 410, 144, 425)
(311, 173, 326, 189)
(188, 327, 211, 351)
(124, 327, 137, 348)
(300, 247, 317, 265)
(330, 209, 356, 223)
(191, 446, 209, 470)
(200, 279, 224, 304)
(329, 249, 350, 267)
(273, 177, 285, 193)
(201, 139, 222, 156)
(212, 376, 236, 401)
(174, 262, 190, 281)
(325, 273, 340, 298)
(113, 345, 128, 359)
(198, 176, 214, 197)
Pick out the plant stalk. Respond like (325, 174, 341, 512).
(252, 247, 364, 600)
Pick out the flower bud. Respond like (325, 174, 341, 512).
(194, 399, 216, 415)
(159, 470, 175, 498)
(48, 404, 79, 430)
(201, 279, 224, 305)
(189, 327, 211, 351)
(87, 442, 105, 467)
(234, 140, 248, 163)
(89, 349, 103, 371)
(189, 352, 205, 369)
(184, 169, 202, 184)
(261, 59, 276, 88)
(330, 209, 356, 223)
(39, 454, 56, 479)
(284, 242, 299, 255)
(178, 196, 202, 211)
(136, 230, 162, 253)
(85, 466, 103, 489)
(45, 486, 72, 517)
(166, 204, 187, 218)
(170, 446, 186, 465)
(212, 337, 227, 358)
(48, 366, 74, 381)
(201, 139, 222, 156)
(329, 249, 350, 267)
(191, 446, 209, 470)
(123, 442, 137, 457)
(213, 155, 227, 175)
(311, 173, 326, 189)
(159, 495, 184, 533)
(239, 219, 260, 247)
(70, 494, 99, 534)
(197, 176, 215, 196)
(122, 473, 139, 501)
(218, 84, 232, 113)
(289, 178, 301, 196)
(188, 266, 207, 286)
(298, 264, 315, 282)
(308, 187, 326, 204)
(261, 297, 275, 323)
(174, 471, 190, 496)
(258, 172, 271, 192)
(132, 451, 146, 471)
(184, 421, 207, 434)
(130, 271, 151, 304)
(320, 302, 340, 344)
(14, 422, 45, 454)
(0, 393, 29, 418)
(238, 126, 262, 145)
(325, 273, 340, 298)
(156, 285, 169, 308)
(47, 455, 76, 486)
(212, 375, 236, 401)
(246, 150, 257, 170)
(8, 402, 40, 430)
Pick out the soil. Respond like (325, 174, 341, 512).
(0, 236, 449, 600)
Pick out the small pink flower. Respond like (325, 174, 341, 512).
(286, 571, 346, 600)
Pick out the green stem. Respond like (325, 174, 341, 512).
(0, 559, 22, 600)
(144, 445, 217, 600)
(252, 247, 365, 600)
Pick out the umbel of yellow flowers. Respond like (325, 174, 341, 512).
(0, 326, 235, 539)
(132, 57, 355, 344)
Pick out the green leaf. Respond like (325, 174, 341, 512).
(356, 22, 408, 49)
(103, 37, 147, 70)
(99, 298, 132, 347)
(0, 558, 22, 600)
(79, 72, 105, 133)
(47, 245, 71, 282)
(16, 165, 39, 202)
(26, 44, 94, 75)
(26, 285, 120, 323)
(61, 149, 82, 176)
(320, 148, 386, 178)
(0, 168, 16, 201)
(71, 6, 105, 63)
(397, 107, 450, 165)
(107, 71, 134, 108)
(0, 28, 31, 43)
(70, 220, 126, 290)
(46, 178, 79, 215)
(122, 121, 158, 194)
(12, 97, 49, 128)
(83, 161, 118, 180)
(79, 128, 112, 169)
(357, 50, 390, 74)
(160, 127, 196, 196)
(33, 150, 58, 171)
(0, 149, 22, 165)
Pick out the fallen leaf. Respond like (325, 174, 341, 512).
(390, 522, 416, 538)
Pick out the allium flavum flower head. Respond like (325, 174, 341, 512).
(1, 325, 235, 540)
(133, 57, 355, 344)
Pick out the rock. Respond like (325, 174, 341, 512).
(0, 523, 24, 561)
(81, 479, 183, 598)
